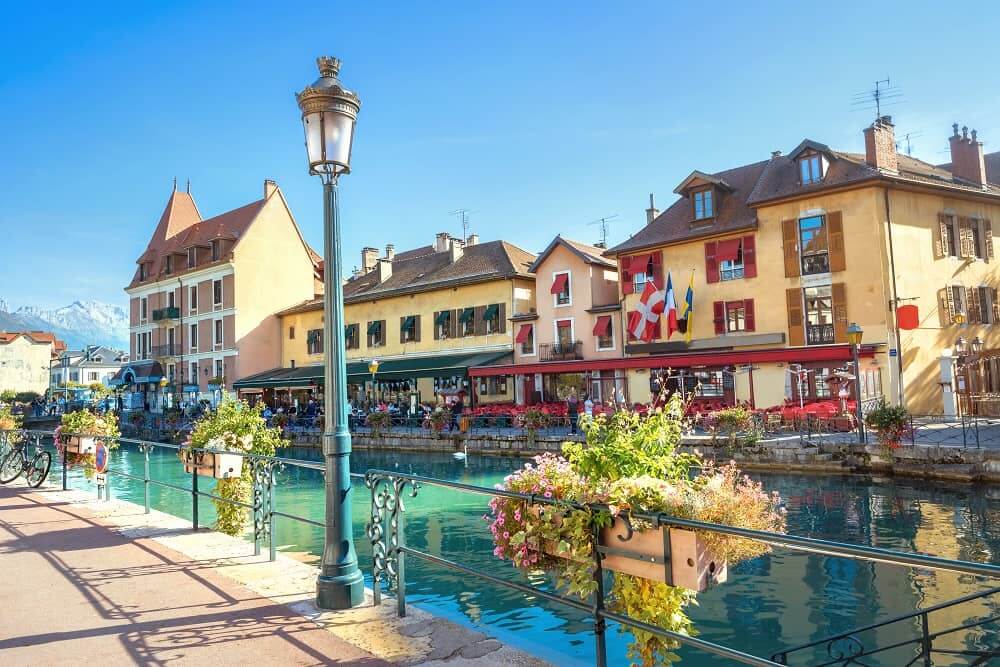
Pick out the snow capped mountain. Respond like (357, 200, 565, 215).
(0, 299, 129, 350)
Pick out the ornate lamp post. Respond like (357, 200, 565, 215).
(296, 56, 364, 610)
(368, 358, 380, 403)
(846, 323, 866, 443)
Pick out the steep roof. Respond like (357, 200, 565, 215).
(529, 236, 615, 272)
(148, 189, 202, 245)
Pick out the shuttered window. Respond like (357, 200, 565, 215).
(705, 235, 756, 283)
(786, 288, 805, 346)
(714, 300, 756, 333)
(943, 285, 968, 324)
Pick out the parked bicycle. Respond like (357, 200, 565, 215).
(0, 435, 52, 487)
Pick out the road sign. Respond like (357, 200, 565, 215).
(95, 472, 107, 486)
(94, 443, 108, 474)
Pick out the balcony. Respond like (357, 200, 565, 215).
(540, 341, 583, 362)
(151, 344, 179, 358)
(806, 323, 835, 345)
(152, 307, 180, 322)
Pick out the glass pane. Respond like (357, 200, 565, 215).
(303, 112, 323, 166)
(322, 111, 355, 168)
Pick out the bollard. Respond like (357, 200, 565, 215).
(62, 435, 68, 491)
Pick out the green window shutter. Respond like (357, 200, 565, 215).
(458, 307, 475, 323)
(483, 304, 499, 320)
(367, 321, 380, 335)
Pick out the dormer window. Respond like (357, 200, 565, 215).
(692, 188, 714, 220)
(165, 255, 173, 274)
(139, 263, 148, 281)
(799, 153, 824, 185)
(211, 239, 220, 261)
(187, 247, 196, 268)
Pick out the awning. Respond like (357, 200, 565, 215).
(593, 315, 612, 337)
(550, 273, 569, 294)
(483, 304, 499, 320)
(109, 361, 165, 387)
(556, 319, 572, 328)
(717, 238, 742, 263)
(401, 315, 415, 330)
(515, 324, 533, 344)
(434, 311, 450, 325)
(233, 366, 323, 389)
(458, 307, 475, 323)
(367, 321, 381, 335)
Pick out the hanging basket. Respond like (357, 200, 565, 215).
(64, 436, 97, 455)
(180, 449, 243, 479)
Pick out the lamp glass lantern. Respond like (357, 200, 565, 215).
(954, 337, 969, 356)
(846, 322, 863, 347)
(296, 57, 361, 178)
(971, 336, 984, 355)
(368, 358, 380, 376)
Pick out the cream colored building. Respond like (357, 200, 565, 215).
(0, 331, 65, 395)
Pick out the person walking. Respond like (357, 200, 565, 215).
(567, 393, 580, 435)
(583, 394, 594, 418)
(449, 394, 464, 433)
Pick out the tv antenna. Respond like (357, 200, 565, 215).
(896, 131, 923, 156)
(851, 77, 903, 118)
(587, 214, 618, 247)
(449, 208, 474, 242)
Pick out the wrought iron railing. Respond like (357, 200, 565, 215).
(152, 307, 180, 321)
(150, 343, 179, 357)
(806, 323, 835, 345)
(540, 340, 584, 361)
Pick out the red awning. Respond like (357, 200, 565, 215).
(550, 273, 569, 294)
(556, 319, 572, 328)
(717, 238, 741, 263)
(515, 324, 532, 343)
(593, 315, 612, 336)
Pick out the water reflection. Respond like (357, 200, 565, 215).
(58, 442, 1000, 666)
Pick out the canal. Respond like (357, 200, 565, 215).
(61, 442, 1000, 666)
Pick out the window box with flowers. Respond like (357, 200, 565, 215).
(55, 411, 120, 478)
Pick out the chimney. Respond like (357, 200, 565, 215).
(863, 115, 898, 173)
(435, 232, 451, 252)
(264, 179, 278, 198)
(361, 247, 379, 273)
(467, 233, 479, 246)
(949, 123, 987, 187)
(449, 238, 464, 263)
(645, 193, 659, 224)
(771, 150, 782, 159)
(385, 244, 395, 261)
(376, 257, 393, 283)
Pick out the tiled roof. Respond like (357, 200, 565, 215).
(937, 150, 1000, 187)
(0, 331, 64, 347)
(529, 236, 616, 272)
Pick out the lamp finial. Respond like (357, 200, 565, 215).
(317, 56, 341, 78)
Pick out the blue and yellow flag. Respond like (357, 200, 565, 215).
(681, 270, 694, 342)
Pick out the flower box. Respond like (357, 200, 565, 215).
(181, 449, 243, 479)
(599, 518, 727, 592)
(64, 436, 97, 455)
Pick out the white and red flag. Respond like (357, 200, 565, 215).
(628, 279, 665, 342)
(664, 272, 679, 339)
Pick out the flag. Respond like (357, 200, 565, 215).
(628, 279, 664, 342)
(681, 270, 695, 343)
(664, 272, 678, 339)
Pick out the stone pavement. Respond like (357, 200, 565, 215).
(0, 482, 547, 667)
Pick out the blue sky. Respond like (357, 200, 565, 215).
(1, 1, 998, 310)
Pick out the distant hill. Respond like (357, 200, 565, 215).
(0, 299, 129, 350)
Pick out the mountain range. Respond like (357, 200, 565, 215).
(0, 299, 129, 351)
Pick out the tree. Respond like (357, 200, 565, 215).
(15, 391, 41, 404)
(0, 389, 16, 403)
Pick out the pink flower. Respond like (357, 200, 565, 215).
(502, 531, 509, 539)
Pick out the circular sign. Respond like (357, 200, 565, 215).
(94, 442, 108, 474)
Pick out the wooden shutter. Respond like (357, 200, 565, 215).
(449, 309, 459, 339)
(832, 283, 848, 343)
(941, 287, 956, 325)
(620, 257, 634, 295)
(968, 289, 982, 324)
(744, 299, 756, 332)
(498, 303, 506, 333)
(782, 219, 800, 277)
(705, 242, 719, 283)
(379, 320, 386, 346)
(400, 316, 407, 344)
(474, 306, 487, 336)
(433, 311, 441, 340)
(992, 288, 1000, 324)
(786, 288, 804, 346)
(713, 301, 726, 334)
(650, 251, 663, 287)
(984, 219, 995, 261)
(827, 211, 846, 272)
(742, 235, 757, 278)
(959, 217, 975, 258)
(936, 213, 952, 258)
(626, 311, 637, 341)
(414, 315, 421, 342)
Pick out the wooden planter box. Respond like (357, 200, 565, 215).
(181, 450, 243, 479)
(64, 436, 97, 455)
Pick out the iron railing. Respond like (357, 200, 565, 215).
(806, 323, 835, 345)
(150, 343, 179, 357)
(540, 340, 584, 361)
(152, 307, 180, 321)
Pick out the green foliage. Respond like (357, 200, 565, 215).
(56, 410, 120, 478)
(611, 575, 696, 665)
(365, 411, 392, 438)
(184, 399, 286, 537)
(864, 399, 910, 456)
(425, 409, 450, 434)
(15, 391, 41, 404)
(517, 407, 550, 433)
(0, 405, 21, 431)
(0, 389, 16, 403)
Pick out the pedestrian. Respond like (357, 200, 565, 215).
(567, 393, 579, 434)
(450, 394, 464, 432)
(584, 394, 594, 418)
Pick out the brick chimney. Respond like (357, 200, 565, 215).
(376, 257, 393, 283)
(863, 115, 898, 173)
(385, 244, 395, 261)
(361, 247, 379, 273)
(949, 123, 987, 187)
(645, 193, 659, 224)
(264, 179, 278, 198)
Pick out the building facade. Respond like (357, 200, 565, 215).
(0, 331, 65, 395)
(237, 233, 535, 409)
(49, 346, 128, 389)
(121, 180, 320, 411)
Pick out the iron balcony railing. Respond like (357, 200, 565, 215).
(806, 323, 835, 345)
(152, 307, 180, 322)
(540, 340, 584, 361)
(150, 343, 179, 357)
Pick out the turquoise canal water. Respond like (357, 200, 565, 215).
(58, 442, 1000, 666)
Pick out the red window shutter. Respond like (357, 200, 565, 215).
(550, 273, 569, 295)
(621, 257, 634, 294)
(592, 315, 612, 336)
(650, 251, 663, 287)
(515, 324, 532, 343)
(705, 242, 719, 283)
(744, 299, 756, 331)
(743, 236, 757, 278)
(626, 311, 638, 341)
(713, 301, 726, 334)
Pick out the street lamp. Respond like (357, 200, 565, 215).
(971, 336, 984, 355)
(954, 336, 969, 356)
(846, 322, 866, 443)
(296, 56, 364, 610)
(368, 358, 380, 404)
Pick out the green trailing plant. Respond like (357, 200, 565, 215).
(55, 410, 120, 479)
(365, 410, 392, 438)
(182, 400, 285, 536)
(707, 405, 762, 452)
(517, 407, 550, 442)
(864, 399, 910, 457)
(0, 389, 16, 404)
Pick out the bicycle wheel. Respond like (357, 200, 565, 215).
(0, 448, 24, 484)
(26, 451, 52, 488)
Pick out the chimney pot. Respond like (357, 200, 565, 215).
(467, 233, 479, 246)
(376, 257, 393, 283)
(264, 179, 278, 198)
(948, 122, 987, 187)
(962, 125, 969, 140)
(645, 192, 659, 224)
(385, 244, 395, 261)
(972, 129, 979, 143)
(435, 232, 451, 252)
(771, 150, 782, 159)
(448, 239, 464, 263)
(953, 123, 960, 138)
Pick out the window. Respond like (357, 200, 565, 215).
(726, 302, 746, 332)
(719, 241, 744, 281)
(478, 376, 509, 396)
(556, 320, 574, 349)
(190, 323, 198, 352)
(799, 215, 829, 274)
(190, 362, 198, 383)
(211, 240, 220, 261)
(189, 285, 198, 312)
(632, 257, 653, 292)
(944, 215, 958, 257)
(971, 221, 983, 259)
(401, 315, 417, 342)
(307, 329, 324, 354)
(345, 324, 360, 350)
(814, 368, 832, 398)
(804, 286, 834, 345)
(88, 372, 99, 382)
(484, 304, 502, 334)
(139, 263, 148, 280)
(165, 255, 173, 274)
(140, 297, 148, 321)
(434, 311, 452, 339)
(187, 247, 196, 268)
(692, 188, 714, 220)
(552, 273, 571, 306)
(215, 359, 224, 380)
(167, 290, 175, 309)
(459, 308, 475, 337)
(289, 326, 295, 340)
(70, 371, 79, 382)
(799, 154, 823, 184)
(367, 320, 385, 347)
(595, 316, 614, 350)
(517, 324, 535, 355)
(214, 319, 223, 348)
(213, 279, 223, 308)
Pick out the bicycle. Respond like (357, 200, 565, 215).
(0, 435, 52, 488)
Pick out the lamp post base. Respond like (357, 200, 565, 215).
(316, 570, 365, 610)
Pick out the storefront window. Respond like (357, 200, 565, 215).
(543, 373, 586, 401)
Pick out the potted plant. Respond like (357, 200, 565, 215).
(709, 405, 758, 451)
(517, 407, 550, 445)
(207, 376, 225, 389)
(424, 408, 449, 436)
(366, 410, 392, 438)
(178, 400, 285, 536)
(864, 399, 910, 458)
(55, 410, 120, 478)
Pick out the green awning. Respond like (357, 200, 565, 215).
(458, 307, 475, 323)
(483, 304, 499, 320)
(434, 311, 450, 325)
(233, 366, 323, 389)
(367, 321, 381, 335)
(401, 315, 415, 330)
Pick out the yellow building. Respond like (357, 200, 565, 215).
(237, 233, 535, 409)
(0, 331, 65, 395)
(603, 118, 1000, 415)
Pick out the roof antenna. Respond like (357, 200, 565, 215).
(450, 208, 473, 242)
(186, 179, 191, 194)
(587, 214, 618, 248)
(851, 77, 903, 119)
(173, 176, 177, 191)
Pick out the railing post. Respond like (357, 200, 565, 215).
(590, 521, 608, 667)
(253, 462, 262, 558)
(961, 414, 968, 449)
(396, 488, 407, 618)
(974, 414, 980, 449)
(910, 415, 916, 446)
(920, 611, 932, 666)
(268, 465, 277, 562)
(62, 434, 68, 491)
(143, 445, 150, 514)
(191, 458, 199, 531)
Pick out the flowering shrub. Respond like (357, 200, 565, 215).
(55, 410, 120, 478)
(516, 407, 550, 434)
(864, 399, 910, 457)
(424, 409, 450, 434)
(365, 410, 392, 438)
(707, 405, 761, 449)
(0, 405, 21, 432)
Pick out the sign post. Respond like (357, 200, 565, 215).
(95, 442, 108, 500)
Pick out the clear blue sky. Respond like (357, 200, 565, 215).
(2, 1, 998, 310)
